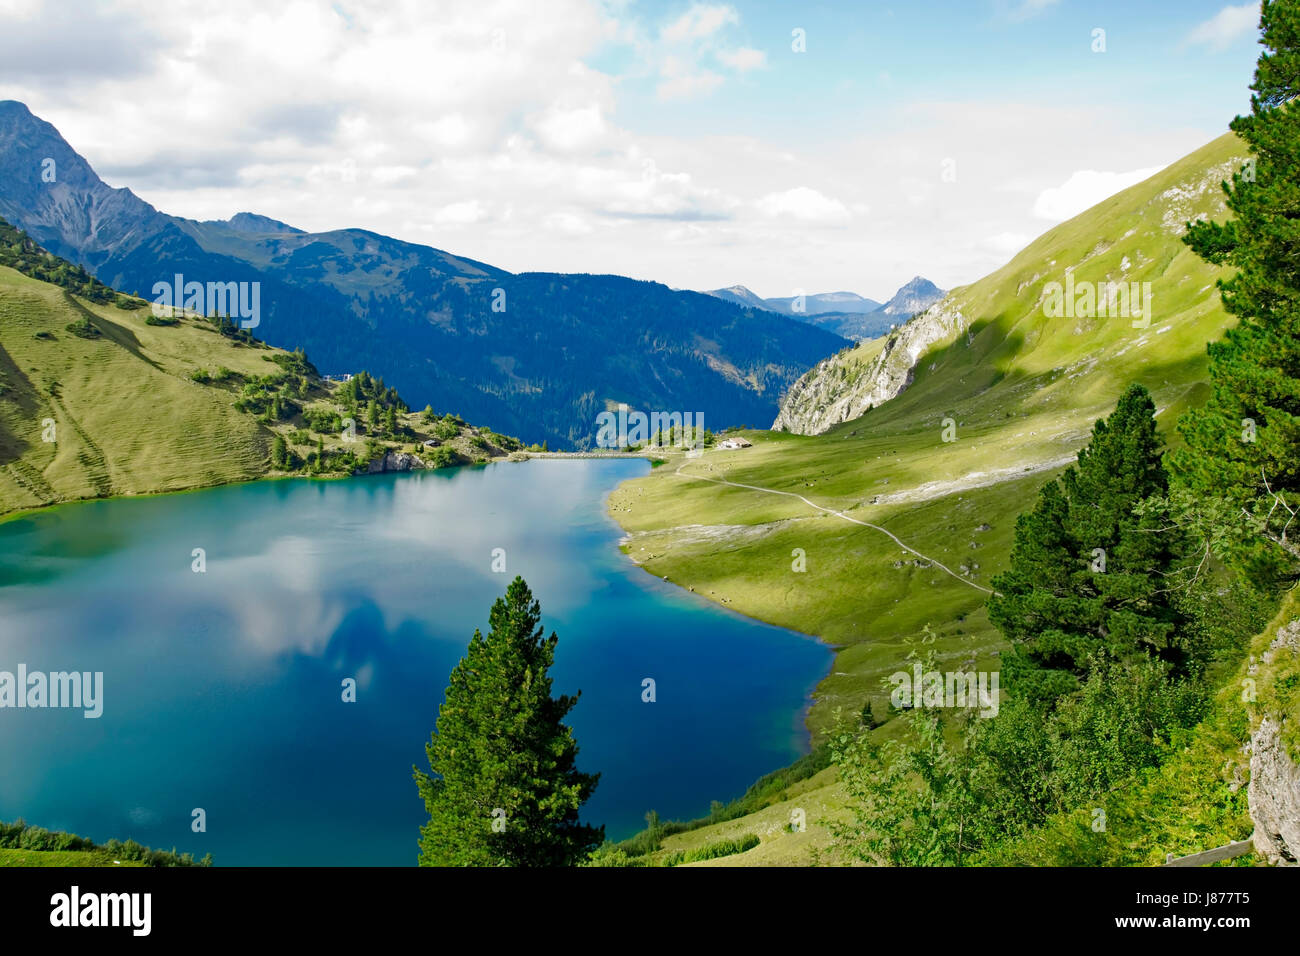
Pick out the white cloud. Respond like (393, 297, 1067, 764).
(433, 200, 489, 225)
(1032, 167, 1165, 221)
(544, 211, 594, 235)
(650, 4, 757, 99)
(716, 46, 766, 71)
(1000, 0, 1059, 22)
(417, 115, 473, 149)
(1186, 2, 1260, 51)
(984, 231, 1031, 256)
(656, 55, 724, 100)
(0, 2, 1221, 304)
(533, 104, 608, 151)
(661, 4, 738, 44)
(756, 187, 852, 223)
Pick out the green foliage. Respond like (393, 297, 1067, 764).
(989, 385, 1190, 703)
(64, 317, 100, 339)
(414, 577, 602, 866)
(432, 415, 461, 441)
(0, 819, 209, 867)
(611, 744, 832, 855)
(206, 314, 261, 346)
(268, 347, 318, 377)
(338, 369, 407, 413)
(302, 406, 343, 434)
(661, 834, 760, 866)
(425, 445, 462, 469)
(0, 217, 127, 305)
(831, 703, 990, 866)
(1175, 0, 1300, 526)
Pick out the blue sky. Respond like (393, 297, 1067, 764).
(607, 1, 1258, 143)
(0, 0, 1267, 299)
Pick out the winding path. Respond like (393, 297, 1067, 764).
(671, 461, 998, 596)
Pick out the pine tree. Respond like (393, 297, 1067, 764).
(414, 577, 602, 866)
(989, 385, 1187, 703)
(271, 434, 288, 469)
(1174, 0, 1300, 510)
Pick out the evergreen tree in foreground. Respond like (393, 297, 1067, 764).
(1174, 0, 1300, 521)
(988, 385, 1187, 703)
(414, 577, 602, 866)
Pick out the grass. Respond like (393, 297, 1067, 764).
(0, 264, 519, 519)
(605, 133, 1255, 863)
(0, 266, 275, 515)
(0, 848, 145, 867)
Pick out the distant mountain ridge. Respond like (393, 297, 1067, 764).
(0, 100, 847, 448)
(764, 290, 883, 315)
(703, 278, 943, 342)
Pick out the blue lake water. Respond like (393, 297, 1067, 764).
(0, 460, 831, 865)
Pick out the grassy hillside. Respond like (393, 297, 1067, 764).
(0, 819, 203, 867)
(0, 848, 144, 867)
(0, 223, 526, 519)
(605, 134, 1253, 861)
(0, 264, 278, 515)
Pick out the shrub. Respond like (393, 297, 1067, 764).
(662, 834, 760, 867)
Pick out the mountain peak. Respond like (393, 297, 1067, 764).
(222, 212, 304, 235)
(879, 276, 945, 317)
(0, 100, 165, 268)
(704, 285, 775, 311)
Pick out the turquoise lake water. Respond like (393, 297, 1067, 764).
(0, 459, 831, 865)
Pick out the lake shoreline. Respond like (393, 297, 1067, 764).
(0, 448, 667, 527)
(602, 446, 838, 756)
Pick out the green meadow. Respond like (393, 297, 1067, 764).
(605, 133, 1257, 863)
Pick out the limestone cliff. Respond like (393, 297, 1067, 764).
(772, 298, 966, 434)
(360, 449, 426, 474)
(1249, 619, 1300, 865)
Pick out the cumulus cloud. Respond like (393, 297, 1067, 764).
(660, 4, 738, 43)
(656, 57, 725, 100)
(533, 104, 608, 151)
(984, 231, 1031, 256)
(1186, 2, 1260, 51)
(433, 200, 489, 225)
(998, 0, 1060, 22)
(1032, 167, 1165, 221)
(716, 47, 766, 71)
(756, 187, 852, 223)
(0, 2, 1218, 303)
(650, 3, 761, 99)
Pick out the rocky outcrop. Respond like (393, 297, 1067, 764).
(1250, 716, 1300, 864)
(360, 449, 426, 474)
(878, 275, 945, 317)
(772, 298, 966, 434)
(1249, 620, 1300, 865)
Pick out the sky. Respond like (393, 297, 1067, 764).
(0, 0, 1266, 300)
